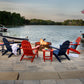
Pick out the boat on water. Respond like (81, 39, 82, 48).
(0, 24, 7, 32)
(0, 33, 29, 43)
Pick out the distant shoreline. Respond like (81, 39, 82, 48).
(0, 11, 84, 26)
(6, 25, 84, 28)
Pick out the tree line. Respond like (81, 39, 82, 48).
(0, 11, 29, 26)
(0, 11, 84, 26)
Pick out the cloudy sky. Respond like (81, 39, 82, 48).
(0, 0, 84, 22)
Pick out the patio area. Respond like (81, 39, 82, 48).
(0, 49, 84, 72)
(0, 43, 84, 83)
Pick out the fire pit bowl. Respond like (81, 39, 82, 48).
(35, 42, 52, 51)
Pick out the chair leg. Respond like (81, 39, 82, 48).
(34, 50, 38, 58)
(67, 49, 69, 54)
(17, 48, 21, 55)
(72, 49, 80, 54)
(65, 54, 70, 60)
(20, 54, 24, 61)
(2, 50, 8, 55)
(1, 45, 5, 55)
(8, 53, 14, 58)
(31, 56, 35, 62)
(67, 48, 80, 54)
(53, 53, 61, 62)
(37, 52, 38, 58)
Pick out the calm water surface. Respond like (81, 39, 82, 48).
(2, 25, 84, 48)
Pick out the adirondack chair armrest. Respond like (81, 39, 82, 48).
(70, 41, 79, 45)
(70, 43, 80, 45)
(32, 45, 40, 50)
(9, 42, 14, 44)
(20, 45, 40, 50)
(4, 42, 14, 45)
(49, 45, 59, 50)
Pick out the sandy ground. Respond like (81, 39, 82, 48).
(0, 43, 84, 73)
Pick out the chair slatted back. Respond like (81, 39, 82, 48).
(3, 38, 12, 52)
(21, 40, 34, 55)
(59, 40, 70, 55)
(75, 37, 81, 44)
(75, 37, 81, 49)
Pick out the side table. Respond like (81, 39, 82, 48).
(42, 49, 53, 62)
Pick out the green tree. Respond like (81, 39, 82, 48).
(0, 11, 30, 26)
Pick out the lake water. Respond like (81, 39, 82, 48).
(2, 25, 84, 48)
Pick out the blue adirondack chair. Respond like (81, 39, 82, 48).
(49, 40, 70, 62)
(2, 38, 21, 58)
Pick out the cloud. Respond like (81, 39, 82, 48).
(0, 0, 84, 21)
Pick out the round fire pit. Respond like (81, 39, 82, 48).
(35, 42, 52, 51)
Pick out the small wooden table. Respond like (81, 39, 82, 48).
(42, 49, 53, 62)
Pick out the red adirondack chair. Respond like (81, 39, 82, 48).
(67, 37, 81, 54)
(20, 40, 40, 62)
